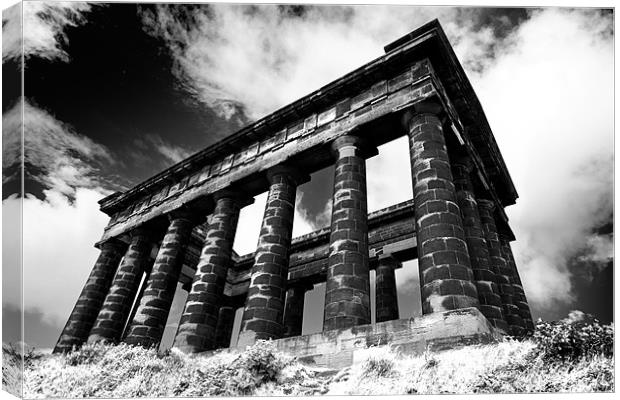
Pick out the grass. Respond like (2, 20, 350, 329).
(3, 313, 614, 397)
(2, 343, 23, 398)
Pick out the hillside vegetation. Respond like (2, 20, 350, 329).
(3, 311, 613, 397)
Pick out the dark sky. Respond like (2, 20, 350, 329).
(1, 3, 613, 350)
(19, 3, 245, 197)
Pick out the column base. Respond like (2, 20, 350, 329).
(229, 307, 503, 369)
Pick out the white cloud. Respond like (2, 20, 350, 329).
(3, 187, 110, 327)
(3, 99, 115, 196)
(137, 134, 193, 165)
(469, 9, 613, 313)
(2, 2, 96, 62)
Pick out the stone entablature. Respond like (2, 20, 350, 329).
(55, 20, 533, 355)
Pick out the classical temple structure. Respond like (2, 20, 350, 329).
(54, 20, 534, 361)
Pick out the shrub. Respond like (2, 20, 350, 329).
(236, 340, 288, 383)
(532, 310, 613, 362)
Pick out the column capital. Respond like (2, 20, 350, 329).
(477, 199, 496, 212)
(99, 237, 128, 252)
(167, 206, 202, 224)
(212, 188, 255, 208)
(330, 134, 378, 159)
(266, 165, 310, 186)
(377, 254, 402, 270)
(400, 99, 446, 128)
(130, 226, 157, 241)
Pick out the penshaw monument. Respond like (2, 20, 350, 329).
(53, 20, 534, 367)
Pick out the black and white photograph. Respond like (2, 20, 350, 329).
(0, 0, 615, 398)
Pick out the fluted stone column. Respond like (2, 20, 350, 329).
(452, 159, 508, 332)
(499, 234, 533, 333)
(54, 238, 127, 353)
(124, 210, 195, 347)
(324, 135, 375, 331)
(477, 200, 523, 336)
(406, 111, 479, 314)
(214, 305, 236, 349)
(282, 283, 312, 337)
(87, 228, 156, 343)
(173, 192, 242, 353)
(238, 166, 305, 346)
(375, 256, 400, 323)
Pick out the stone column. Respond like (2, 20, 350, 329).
(238, 166, 305, 346)
(214, 305, 236, 349)
(499, 234, 534, 333)
(173, 192, 242, 353)
(88, 228, 155, 343)
(452, 159, 508, 332)
(124, 210, 195, 347)
(375, 256, 400, 323)
(406, 111, 479, 314)
(282, 283, 312, 338)
(323, 136, 376, 331)
(54, 238, 127, 353)
(477, 200, 523, 336)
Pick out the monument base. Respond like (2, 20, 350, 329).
(235, 307, 503, 369)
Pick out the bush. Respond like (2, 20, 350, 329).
(236, 340, 288, 383)
(532, 311, 613, 362)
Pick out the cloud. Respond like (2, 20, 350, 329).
(139, 5, 522, 121)
(133, 134, 193, 166)
(468, 9, 613, 316)
(2, 2, 97, 62)
(2, 99, 116, 198)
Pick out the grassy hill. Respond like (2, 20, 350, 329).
(3, 311, 613, 397)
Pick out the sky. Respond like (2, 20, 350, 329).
(0, 1, 614, 351)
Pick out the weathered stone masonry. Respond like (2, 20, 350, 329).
(54, 20, 534, 355)
(124, 211, 195, 347)
(452, 158, 507, 332)
(324, 136, 375, 331)
(173, 192, 245, 353)
(406, 111, 479, 314)
(238, 167, 307, 347)
(375, 256, 401, 323)
(88, 228, 156, 343)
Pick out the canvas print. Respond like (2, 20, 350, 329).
(1, 1, 614, 398)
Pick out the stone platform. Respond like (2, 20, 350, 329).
(234, 307, 503, 369)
